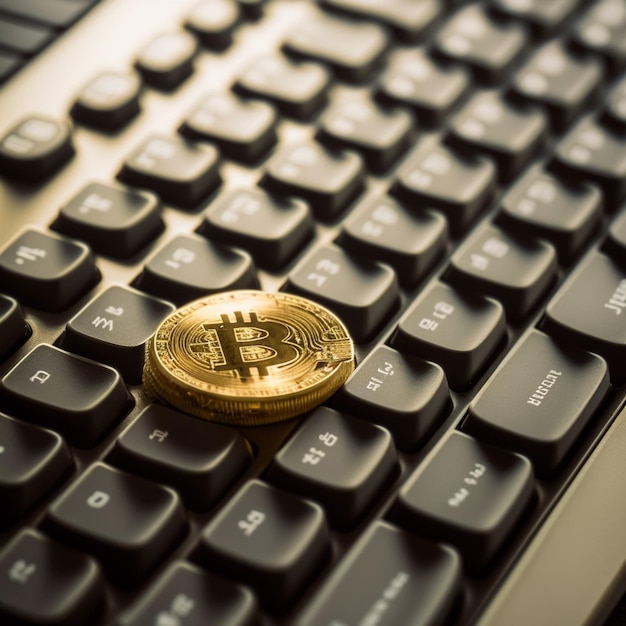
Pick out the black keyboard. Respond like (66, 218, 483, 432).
(0, 0, 625, 624)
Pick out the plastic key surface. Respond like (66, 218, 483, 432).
(184, 0, 240, 50)
(465, 330, 610, 476)
(0, 294, 27, 360)
(44, 462, 186, 587)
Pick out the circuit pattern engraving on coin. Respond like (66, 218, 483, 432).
(143, 290, 355, 425)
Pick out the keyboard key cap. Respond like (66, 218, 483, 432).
(0, 294, 28, 360)
(135, 31, 197, 91)
(118, 135, 221, 208)
(465, 330, 610, 476)
(0, 414, 73, 527)
(571, 0, 626, 74)
(52, 182, 163, 259)
(282, 243, 399, 342)
(446, 91, 547, 181)
(234, 55, 331, 119)
(0, 50, 22, 84)
(111, 404, 250, 511)
(376, 50, 471, 127)
(268, 406, 396, 529)
(0, 116, 74, 181)
(194, 480, 329, 609)
(445, 224, 558, 321)
(0, 16, 52, 56)
(604, 209, 626, 263)
(260, 141, 365, 220)
(282, 13, 389, 82)
(434, 4, 527, 84)
(198, 187, 313, 270)
(498, 164, 603, 261)
(135, 233, 258, 305)
(338, 193, 447, 287)
(115, 561, 258, 626)
(185, 0, 240, 50)
(45, 462, 186, 587)
(320, 0, 442, 41)
(394, 431, 535, 572)
(0, 344, 131, 447)
(297, 521, 461, 626)
(0, 529, 105, 625)
(0, 228, 99, 312)
(317, 98, 414, 172)
(179, 92, 277, 163)
(490, 0, 582, 37)
(550, 116, 626, 207)
(337, 345, 450, 450)
(70, 71, 142, 131)
(391, 282, 506, 389)
(62, 285, 175, 383)
(392, 138, 496, 235)
(509, 42, 603, 132)
(602, 74, 626, 132)
(0, 0, 92, 28)
(542, 253, 626, 383)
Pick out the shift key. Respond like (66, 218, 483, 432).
(465, 330, 609, 476)
(542, 253, 626, 383)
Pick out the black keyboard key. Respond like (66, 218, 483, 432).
(0, 344, 131, 447)
(111, 404, 250, 511)
(115, 561, 258, 626)
(317, 98, 414, 172)
(0, 529, 105, 626)
(604, 209, 626, 263)
(320, 0, 442, 41)
(445, 224, 558, 321)
(179, 92, 277, 163)
(45, 462, 186, 587)
(282, 13, 389, 83)
(198, 187, 313, 270)
(337, 345, 450, 450)
(0, 414, 73, 527)
(571, 0, 626, 74)
(185, 0, 240, 50)
(135, 31, 197, 91)
(0, 294, 27, 360)
(550, 116, 626, 207)
(376, 50, 471, 127)
(268, 406, 396, 529)
(234, 55, 331, 119)
(0, 50, 22, 84)
(282, 243, 399, 342)
(260, 141, 365, 220)
(0, 116, 74, 181)
(465, 330, 610, 476)
(391, 282, 506, 389)
(118, 135, 221, 208)
(52, 182, 163, 259)
(392, 139, 496, 235)
(70, 71, 142, 131)
(0, 16, 52, 55)
(490, 0, 582, 37)
(542, 253, 626, 383)
(446, 91, 547, 181)
(195, 480, 329, 609)
(602, 74, 626, 132)
(62, 285, 175, 383)
(338, 193, 447, 287)
(510, 42, 603, 132)
(434, 4, 527, 84)
(0, 228, 98, 312)
(394, 431, 534, 572)
(298, 521, 461, 626)
(135, 233, 258, 305)
(498, 164, 602, 261)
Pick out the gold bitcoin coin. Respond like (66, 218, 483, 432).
(143, 290, 355, 426)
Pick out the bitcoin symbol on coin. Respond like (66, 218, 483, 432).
(190, 311, 299, 377)
(143, 291, 355, 426)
